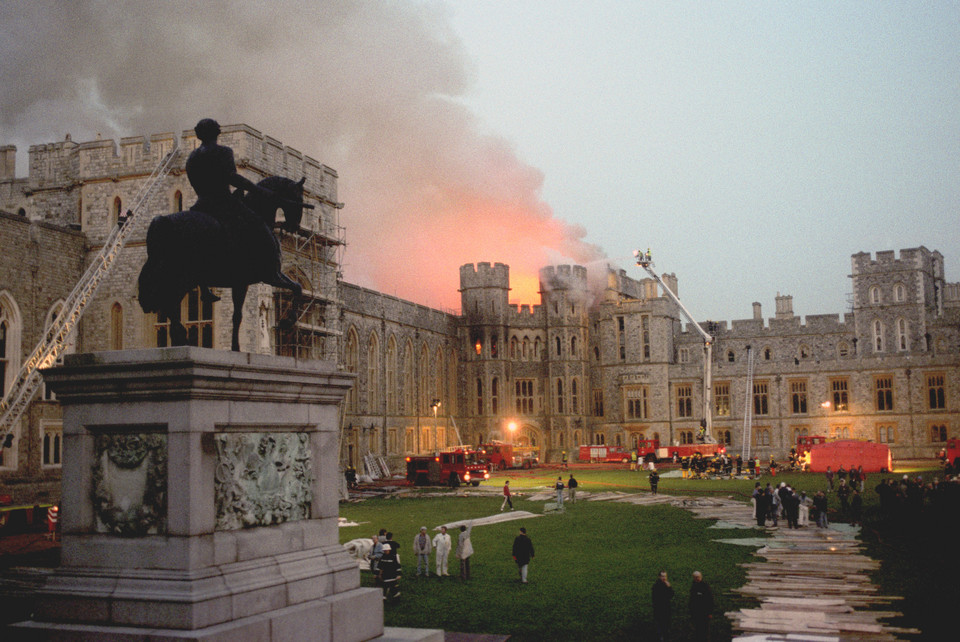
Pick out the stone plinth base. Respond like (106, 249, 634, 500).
(9, 588, 381, 641)
(10, 348, 383, 641)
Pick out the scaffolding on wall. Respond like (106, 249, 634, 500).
(275, 197, 345, 364)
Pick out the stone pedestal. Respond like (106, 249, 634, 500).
(11, 347, 383, 641)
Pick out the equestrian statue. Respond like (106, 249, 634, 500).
(138, 118, 312, 351)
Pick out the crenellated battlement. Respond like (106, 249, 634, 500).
(851, 247, 932, 275)
(459, 262, 510, 290)
(14, 124, 338, 204)
(539, 264, 587, 292)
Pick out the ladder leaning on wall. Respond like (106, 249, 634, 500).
(0, 139, 182, 443)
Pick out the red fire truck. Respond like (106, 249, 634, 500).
(478, 441, 540, 470)
(938, 438, 960, 468)
(657, 442, 723, 462)
(405, 449, 491, 487)
(580, 440, 723, 464)
(796, 435, 828, 456)
(579, 445, 632, 463)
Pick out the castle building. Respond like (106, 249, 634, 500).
(1, 125, 958, 505)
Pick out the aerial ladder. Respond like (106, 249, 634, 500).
(740, 345, 755, 461)
(0, 139, 183, 445)
(634, 249, 714, 439)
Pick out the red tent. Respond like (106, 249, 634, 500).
(808, 440, 892, 473)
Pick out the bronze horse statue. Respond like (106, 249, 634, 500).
(137, 175, 310, 351)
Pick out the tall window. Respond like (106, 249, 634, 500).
(641, 315, 650, 360)
(418, 344, 429, 414)
(434, 347, 444, 410)
(930, 424, 948, 442)
(875, 376, 894, 412)
(555, 378, 565, 414)
(593, 389, 604, 417)
(570, 335, 578, 358)
(877, 424, 897, 443)
(110, 303, 123, 350)
(617, 316, 625, 361)
(0, 293, 21, 402)
(753, 381, 769, 416)
(516, 379, 535, 415)
(345, 328, 359, 412)
(491, 377, 499, 414)
(754, 428, 771, 447)
(676, 384, 693, 417)
(571, 377, 580, 414)
(555, 335, 562, 358)
(790, 380, 807, 414)
(625, 386, 648, 419)
(0, 318, 7, 397)
(386, 336, 397, 413)
(173, 190, 183, 212)
(367, 333, 380, 413)
(679, 347, 690, 363)
(831, 425, 851, 439)
(927, 374, 946, 410)
(155, 287, 213, 348)
(447, 349, 458, 414)
(895, 284, 905, 302)
(870, 286, 880, 304)
(402, 341, 414, 413)
(112, 196, 123, 226)
(874, 319, 884, 352)
(831, 378, 849, 411)
(476, 377, 483, 415)
(42, 425, 62, 466)
(897, 318, 908, 351)
(714, 383, 730, 416)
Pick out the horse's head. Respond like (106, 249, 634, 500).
(256, 176, 314, 233)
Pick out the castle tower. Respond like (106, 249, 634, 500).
(851, 247, 940, 354)
(539, 265, 590, 452)
(458, 263, 512, 443)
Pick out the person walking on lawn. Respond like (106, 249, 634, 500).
(512, 526, 535, 584)
(501, 480, 513, 511)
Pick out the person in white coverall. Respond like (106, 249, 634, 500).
(432, 525, 452, 577)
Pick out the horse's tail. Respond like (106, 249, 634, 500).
(137, 215, 178, 313)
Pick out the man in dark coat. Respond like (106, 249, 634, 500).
(512, 526, 535, 584)
(689, 571, 714, 641)
(651, 570, 674, 642)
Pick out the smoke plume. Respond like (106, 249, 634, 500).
(0, 0, 603, 311)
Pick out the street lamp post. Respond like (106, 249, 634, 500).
(431, 399, 441, 449)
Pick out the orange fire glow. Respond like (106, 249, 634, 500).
(508, 272, 542, 308)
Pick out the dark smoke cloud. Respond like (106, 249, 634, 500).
(0, 0, 603, 310)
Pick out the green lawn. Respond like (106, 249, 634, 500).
(340, 465, 952, 641)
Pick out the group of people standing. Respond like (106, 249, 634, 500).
(751, 481, 826, 529)
(411, 522, 475, 580)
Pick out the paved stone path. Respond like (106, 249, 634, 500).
(545, 489, 917, 642)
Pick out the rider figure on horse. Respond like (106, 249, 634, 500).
(186, 118, 289, 301)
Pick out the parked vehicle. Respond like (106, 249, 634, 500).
(938, 437, 960, 468)
(405, 449, 490, 487)
(478, 441, 539, 470)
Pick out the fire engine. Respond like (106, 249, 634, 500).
(579, 440, 723, 464)
(478, 441, 540, 470)
(579, 444, 632, 463)
(405, 448, 491, 487)
(938, 438, 960, 468)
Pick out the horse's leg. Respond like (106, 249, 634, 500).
(231, 285, 248, 352)
(167, 298, 188, 346)
(270, 272, 303, 297)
